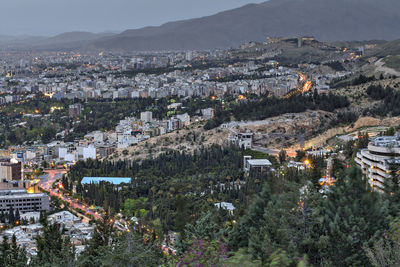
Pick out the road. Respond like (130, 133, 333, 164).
(38, 169, 128, 231)
(284, 72, 312, 99)
(252, 145, 297, 157)
(39, 169, 104, 222)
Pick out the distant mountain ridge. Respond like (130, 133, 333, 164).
(1, 0, 400, 51)
(91, 0, 400, 51)
(0, 32, 115, 51)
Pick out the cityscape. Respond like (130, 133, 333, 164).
(0, 0, 399, 266)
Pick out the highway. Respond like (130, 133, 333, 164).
(38, 169, 109, 223)
(37, 169, 174, 253)
(284, 72, 312, 99)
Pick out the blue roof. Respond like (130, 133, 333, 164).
(81, 177, 132, 185)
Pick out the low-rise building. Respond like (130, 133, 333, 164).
(0, 159, 22, 181)
(243, 156, 272, 173)
(0, 189, 49, 213)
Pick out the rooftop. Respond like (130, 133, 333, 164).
(247, 159, 272, 166)
(81, 177, 132, 185)
(372, 136, 400, 148)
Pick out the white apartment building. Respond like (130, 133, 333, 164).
(140, 111, 153, 123)
(355, 135, 400, 191)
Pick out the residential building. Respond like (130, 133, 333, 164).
(355, 135, 400, 191)
(69, 103, 82, 118)
(229, 131, 253, 149)
(201, 108, 215, 120)
(243, 156, 272, 173)
(140, 111, 153, 123)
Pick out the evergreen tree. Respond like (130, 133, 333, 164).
(8, 206, 15, 224)
(228, 183, 271, 251)
(15, 209, 20, 223)
(96, 230, 162, 267)
(33, 222, 64, 266)
(85, 214, 115, 258)
(384, 161, 400, 217)
(8, 234, 27, 267)
(0, 236, 10, 267)
(306, 167, 388, 266)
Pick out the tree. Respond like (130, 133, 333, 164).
(228, 183, 272, 251)
(365, 218, 400, 267)
(95, 230, 162, 267)
(33, 222, 65, 266)
(41, 127, 57, 144)
(295, 150, 306, 162)
(174, 194, 189, 233)
(41, 160, 49, 169)
(176, 210, 224, 254)
(15, 209, 20, 223)
(8, 206, 15, 224)
(174, 240, 228, 266)
(306, 167, 388, 266)
(279, 150, 287, 164)
(85, 214, 115, 257)
(8, 235, 27, 267)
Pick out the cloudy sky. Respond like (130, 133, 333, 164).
(0, 0, 266, 36)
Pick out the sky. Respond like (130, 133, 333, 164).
(0, 0, 266, 36)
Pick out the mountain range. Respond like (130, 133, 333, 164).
(2, 0, 400, 51)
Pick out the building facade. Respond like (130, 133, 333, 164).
(0, 189, 49, 213)
(140, 111, 153, 123)
(0, 160, 22, 181)
(355, 135, 400, 191)
(69, 103, 82, 118)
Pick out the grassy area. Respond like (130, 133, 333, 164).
(383, 55, 400, 71)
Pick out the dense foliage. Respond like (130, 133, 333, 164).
(67, 146, 276, 234)
(366, 84, 400, 117)
(205, 91, 349, 129)
(3, 143, 400, 266)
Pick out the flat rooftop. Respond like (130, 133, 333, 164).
(372, 136, 400, 148)
(247, 159, 272, 166)
(81, 177, 132, 185)
(0, 193, 47, 200)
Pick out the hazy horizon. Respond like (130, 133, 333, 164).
(0, 0, 266, 36)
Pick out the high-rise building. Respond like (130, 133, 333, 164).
(185, 51, 193, 61)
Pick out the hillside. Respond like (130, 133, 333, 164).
(0, 32, 116, 51)
(375, 39, 400, 57)
(92, 0, 400, 51)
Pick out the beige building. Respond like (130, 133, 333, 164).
(355, 135, 400, 191)
(0, 160, 22, 181)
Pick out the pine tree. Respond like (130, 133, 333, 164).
(8, 206, 15, 224)
(307, 167, 388, 266)
(228, 183, 271, 251)
(8, 234, 27, 267)
(384, 161, 400, 217)
(85, 214, 114, 258)
(0, 236, 10, 267)
(15, 209, 20, 223)
(33, 223, 64, 265)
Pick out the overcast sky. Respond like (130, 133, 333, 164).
(0, 0, 266, 36)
